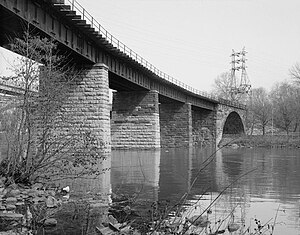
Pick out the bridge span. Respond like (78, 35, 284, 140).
(0, 0, 246, 150)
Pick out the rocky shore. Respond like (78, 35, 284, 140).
(0, 177, 137, 235)
(0, 177, 68, 234)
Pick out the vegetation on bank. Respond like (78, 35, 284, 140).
(212, 64, 300, 136)
(220, 134, 300, 148)
(0, 29, 109, 234)
(0, 28, 107, 186)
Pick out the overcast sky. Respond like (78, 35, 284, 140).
(1, 0, 300, 92)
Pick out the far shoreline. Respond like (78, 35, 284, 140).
(220, 134, 300, 149)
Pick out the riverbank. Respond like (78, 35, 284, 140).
(0, 177, 111, 235)
(220, 134, 300, 148)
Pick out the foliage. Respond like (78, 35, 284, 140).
(0, 30, 106, 185)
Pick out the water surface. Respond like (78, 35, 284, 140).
(111, 147, 300, 235)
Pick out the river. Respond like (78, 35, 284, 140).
(111, 147, 300, 235)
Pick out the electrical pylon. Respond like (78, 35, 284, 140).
(229, 47, 251, 101)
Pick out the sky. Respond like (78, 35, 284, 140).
(1, 0, 300, 92)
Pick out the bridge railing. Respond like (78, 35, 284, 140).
(63, 0, 245, 109)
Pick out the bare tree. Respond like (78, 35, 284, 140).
(211, 72, 234, 100)
(250, 88, 272, 135)
(0, 31, 105, 185)
(269, 82, 300, 134)
(289, 63, 300, 82)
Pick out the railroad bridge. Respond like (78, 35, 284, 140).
(0, 0, 246, 150)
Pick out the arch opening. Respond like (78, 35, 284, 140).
(223, 111, 245, 135)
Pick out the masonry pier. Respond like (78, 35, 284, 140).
(159, 101, 192, 148)
(192, 107, 216, 147)
(111, 90, 160, 149)
(57, 63, 111, 157)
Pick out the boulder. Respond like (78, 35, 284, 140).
(6, 205, 16, 211)
(0, 212, 23, 220)
(231, 144, 239, 149)
(43, 218, 57, 227)
(228, 223, 240, 232)
(46, 196, 58, 208)
(6, 189, 21, 197)
(32, 183, 43, 190)
(187, 215, 210, 227)
(5, 197, 17, 204)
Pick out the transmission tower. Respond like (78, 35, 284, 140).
(229, 47, 251, 100)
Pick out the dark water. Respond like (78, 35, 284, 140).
(111, 147, 300, 235)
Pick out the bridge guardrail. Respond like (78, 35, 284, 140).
(61, 0, 245, 109)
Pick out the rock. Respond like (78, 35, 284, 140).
(90, 202, 107, 208)
(46, 196, 58, 208)
(32, 197, 41, 204)
(166, 216, 185, 228)
(108, 215, 118, 225)
(0, 188, 7, 197)
(0, 177, 6, 186)
(6, 189, 21, 197)
(20, 191, 28, 197)
(0, 187, 5, 194)
(25, 206, 33, 223)
(228, 223, 240, 232)
(231, 144, 239, 149)
(6, 205, 16, 211)
(6, 184, 18, 190)
(0, 212, 23, 220)
(45, 182, 57, 190)
(188, 225, 204, 234)
(15, 202, 25, 206)
(96, 226, 117, 235)
(27, 189, 39, 196)
(43, 218, 57, 227)
(187, 215, 210, 227)
(32, 183, 43, 190)
(5, 197, 17, 204)
(37, 191, 46, 197)
(48, 190, 56, 197)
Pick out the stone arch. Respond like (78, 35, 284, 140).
(223, 111, 245, 135)
(216, 106, 246, 147)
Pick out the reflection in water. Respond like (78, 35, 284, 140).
(52, 155, 111, 235)
(61, 154, 111, 200)
(111, 147, 300, 235)
(111, 150, 160, 200)
(158, 148, 193, 201)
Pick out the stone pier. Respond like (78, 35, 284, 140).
(64, 63, 111, 154)
(192, 107, 216, 147)
(159, 101, 192, 148)
(111, 90, 160, 149)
